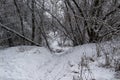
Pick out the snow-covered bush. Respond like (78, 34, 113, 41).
(72, 54, 95, 80)
(96, 41, 120, 71)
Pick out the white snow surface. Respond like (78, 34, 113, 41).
(0, 44, 117, 80)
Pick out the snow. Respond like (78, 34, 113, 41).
(0, 44, 117, 80)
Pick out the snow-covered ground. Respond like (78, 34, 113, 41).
(0, 44, 119, 80)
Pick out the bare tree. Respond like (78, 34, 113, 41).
(13, 0, 25, 44)
(61, 0, 120, 46)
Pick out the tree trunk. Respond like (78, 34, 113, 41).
(31, 0, 35, 44)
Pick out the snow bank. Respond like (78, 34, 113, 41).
(0, 44, 117, 80)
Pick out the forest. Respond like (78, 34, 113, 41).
(0, 0, 119, 48)
(0, 0, 120, 80)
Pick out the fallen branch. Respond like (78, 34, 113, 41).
(0, 23, 41, 46)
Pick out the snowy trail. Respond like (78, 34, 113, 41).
(0, 45, 116, 80)
(0, 47, 69, 80)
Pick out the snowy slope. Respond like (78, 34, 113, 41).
(0, 44, 117, 80)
